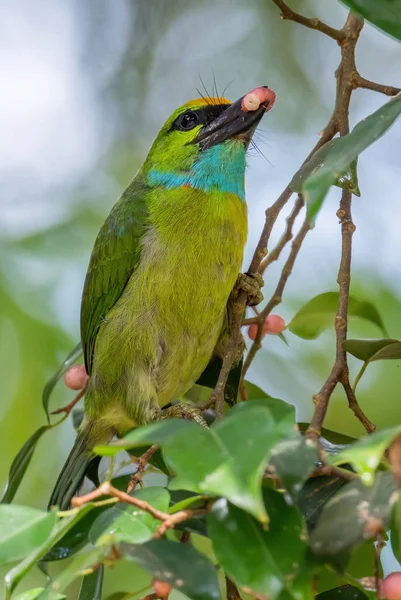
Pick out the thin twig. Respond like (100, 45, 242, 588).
(357, 75, 401, 97)
(153, 507, 209, 538)
(71, 482, 170, 520)
(375, 533, 385, 597)
(242, 216, 311, 378)
(271, 0, 345, 41)
(226, 576, 242, 600)
(307, 13, 377, 440)
(127, 445, 158, 493)
(71, 481, 211, 538)
(259, 194, 304, 273)
(51, 378, 89, 416)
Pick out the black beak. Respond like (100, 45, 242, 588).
(192, 89, 273, 150)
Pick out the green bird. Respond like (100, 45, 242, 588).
(49, 86, 276, 510)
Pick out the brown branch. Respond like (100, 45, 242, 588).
(242, 215, 311, 378)
(357, 75, 401, 97)
(71, 482, 170, 520)
(271, 0, 345, 41)
(153, 507, 210, 538)
(71, 481, 211, 538)
(342, 377, 375, 433)
(306, 13, 377, 440)
(259, 194, 304, 273)
(127, 445, 158, 493)
(51, 378, 88, 416)
(226, 576, 242, 600)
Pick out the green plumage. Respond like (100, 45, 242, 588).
(49, 93, 268, 509)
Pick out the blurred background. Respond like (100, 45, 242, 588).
(1, 0, 401, 592)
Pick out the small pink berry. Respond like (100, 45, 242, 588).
(247, 323, 265, 341)
(64, 365, 88, 390)
(153, 579, 172, 598)
(264, 314, 286, 335)
(381, 573, 401, 599)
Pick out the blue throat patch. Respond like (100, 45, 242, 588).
(147, 143, 246, 200)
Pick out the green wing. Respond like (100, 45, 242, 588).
(81, 177, 149, 374)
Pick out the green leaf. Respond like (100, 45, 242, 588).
(316, 585, 368, 599)
(4, 503, 97, 598)
(290, 95, 401, 221)
(297, 474, 347, 533)
(1, 426, 52, 504)
(343, 338, 401, 362)
(43, 504, 107, 561)
(165, 404, 286, 522)
(330, 425, 401, 483)
(121, 539, 220, 600)
(78, 567, 104, 600)
(234, 396, 296, 435)
(288, 292, 387, 340)
(268, 435, 319, 500)
(0, 505, 56, 566)
(95, 419, 196, 456)
(340, 0, 401, 42)
(291, 146, 360, 197)
(310, 472, 396, 556)
(89, 487, 170, 545)
(13, 589, 65, 600)
(37, 547, 105, 600)
(208, 489, 310, 600)
(42, 342, 83, 421)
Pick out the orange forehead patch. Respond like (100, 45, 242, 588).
(184, 96, 231, 107)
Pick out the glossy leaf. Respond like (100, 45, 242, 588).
(310, 472, 396, 556)
(78, 567, 104, 600)
(42, 342, 83, 421)
(291, 145, 360, 197)
(343, 338, 401, 362)
(165, 404, 287, 522)
(316, 585, 368, 599)
(0, 505, 56, 566)
(37, 547, 105, 600)
(330, 425, 401, 483)
(233, 395, 296, 434)
(268, 435, 319, 500)
(290, 95, 401, 221)
(89, 487, 170, 544)
(5, 503, 97, 598)
(208, 489, 310, 600)
(1, 426, 52, 504)
(288, 292, 387, 340)
(121, 539, 220, 600)
(95, 419, 196, 456)
(298, 474, 347, 533)
(43, 504, 106, 561)
(340, 0, 401, 42)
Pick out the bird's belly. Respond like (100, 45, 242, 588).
(88, 226, 242, 429)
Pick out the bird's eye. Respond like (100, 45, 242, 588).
(178, 111, 199, 131)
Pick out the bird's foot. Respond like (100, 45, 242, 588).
(235, 272, 264, 306)
(162, 403, 208, 429)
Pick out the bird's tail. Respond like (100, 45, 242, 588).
(48, 421, 112, 511)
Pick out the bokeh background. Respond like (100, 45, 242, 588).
(1, 0, 401, 594)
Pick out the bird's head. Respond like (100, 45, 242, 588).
(142, 86, 276, 198)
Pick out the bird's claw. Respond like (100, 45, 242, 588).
(162, 403, 208, 429)
(236, 272, 264, 306)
